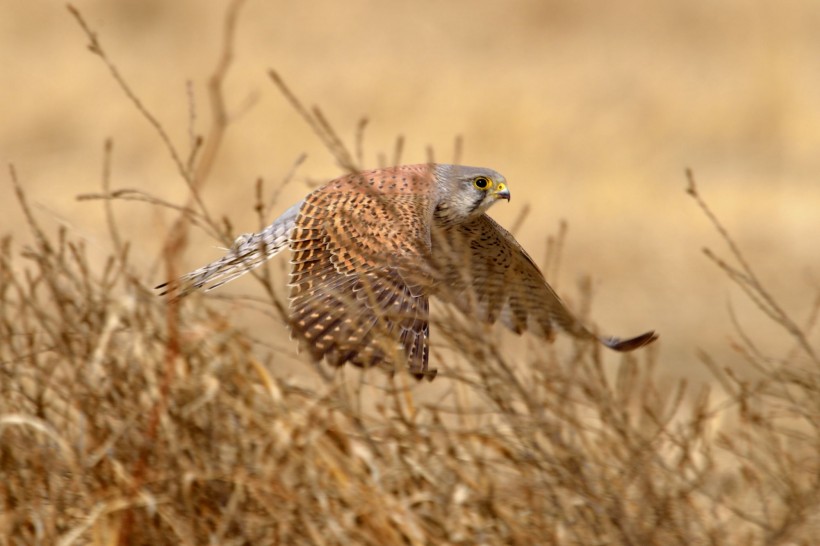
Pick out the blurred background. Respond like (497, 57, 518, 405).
(2, 0, 818, 381)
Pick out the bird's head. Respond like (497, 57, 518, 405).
(433, 164, 510, 224)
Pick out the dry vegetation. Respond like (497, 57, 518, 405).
(2, 2, 820, 544)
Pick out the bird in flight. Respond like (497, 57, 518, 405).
(157, 164, 657, 379)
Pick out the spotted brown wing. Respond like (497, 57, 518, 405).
(433, 215, 657, 351)
(287, 167, 439, 379)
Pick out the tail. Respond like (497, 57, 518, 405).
(156, 201, 302, 299)
(598, 331, 658, 351)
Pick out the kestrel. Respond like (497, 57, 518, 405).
(157, 164, 656, 379)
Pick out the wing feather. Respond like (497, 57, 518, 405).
(433, 215, 657, 351)
(286, 167, 438, 379)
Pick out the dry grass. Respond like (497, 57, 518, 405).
(3, 167, 819, 544)
(3, 3, 820, 544)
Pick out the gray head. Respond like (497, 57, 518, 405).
(433, 164, 510, 225)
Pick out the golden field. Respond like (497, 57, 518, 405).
(1, 1, 818, 543)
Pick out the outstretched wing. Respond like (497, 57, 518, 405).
(155, 201, 303, 299)
(287, 166, 438, 379)
(433, 214, 657, 351)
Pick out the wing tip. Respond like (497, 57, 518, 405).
(599, 330, 658, 352)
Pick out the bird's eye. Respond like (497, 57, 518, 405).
(473, 177, 490, 190)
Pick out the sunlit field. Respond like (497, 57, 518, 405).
(2, 1, 819, 543)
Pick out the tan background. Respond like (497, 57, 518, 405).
(2, 0, 818, 380)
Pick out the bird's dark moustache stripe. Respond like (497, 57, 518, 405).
(468, 193, 486, 215)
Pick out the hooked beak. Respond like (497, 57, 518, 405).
(494, 183, 511, 201)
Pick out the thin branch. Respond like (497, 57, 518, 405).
(76, 190, 212, 235)
(268, 69, 358, 172)
(193, 0, 248, 187)
(544, 220, 567, 285)
(508, 203, 531, 237)
(9, 164, 51, 256)
(452, 134, 463, 165)
(100, 139, 123, 259)
(686, 169, 818, 364)
(66, 4, 209, 217)
(266, 153, 306, 219)
(354, 117, 368, 168)
(312, 107, 358, 171)
(392, 135, 404, 167)
(185, 79, 198, 153)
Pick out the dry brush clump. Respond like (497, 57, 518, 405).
(2, 167, 819, 545)
(2, 4, 819, 544)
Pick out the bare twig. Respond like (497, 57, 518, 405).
(268, 69, 358, 172)
(185, 79, 198, 153)
(76, 190, 212, 235)
(266, 153, 306, 219)
(194, 0, 248, 187)
(544, 220, 567, 285)
(508, 203, 531, 236)
(392, 134, 404, 167)
(9, 164, 51, 256)
(452, 134, 463, 165)
(686, 169, 819, 364)
(354, 117, 369, 168)
(66, 4, 210, 218)
(99, 139, 123, 259)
